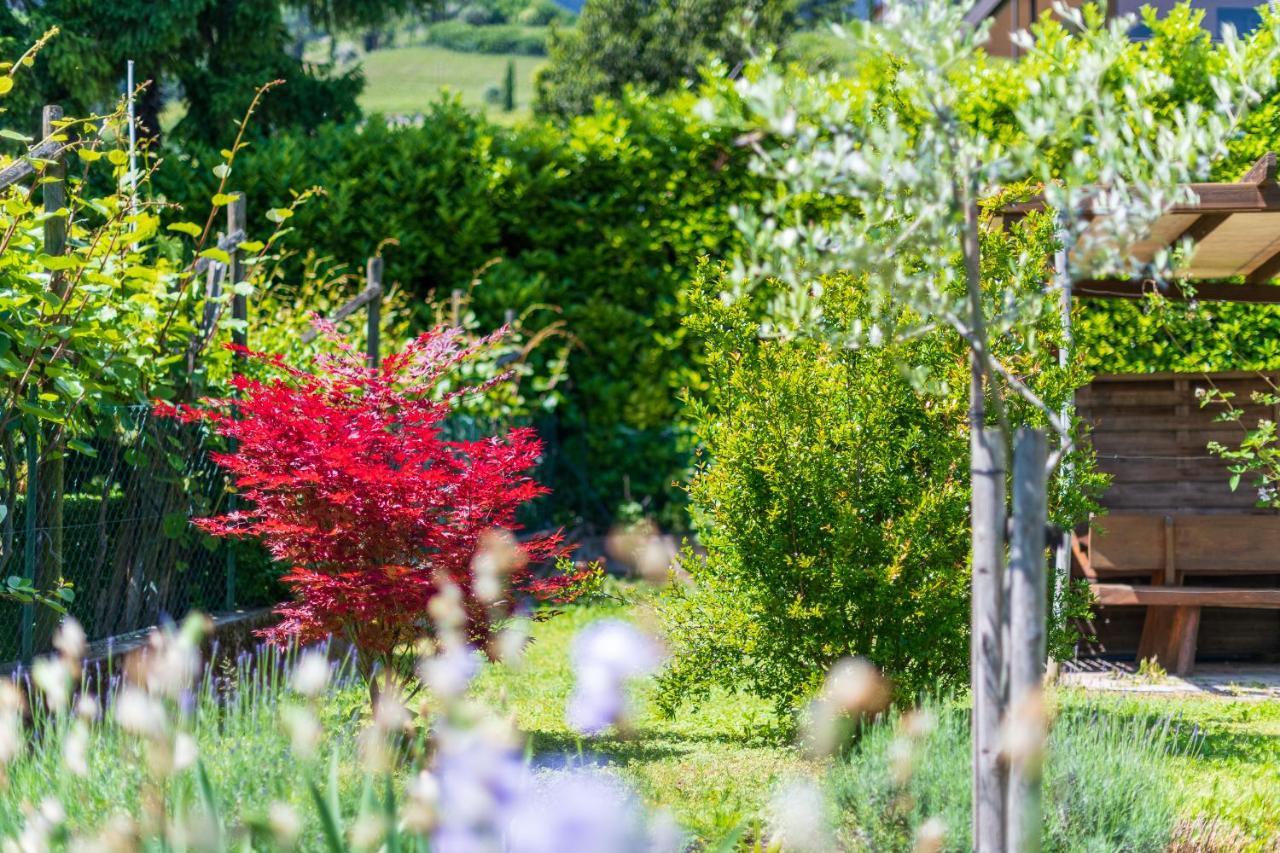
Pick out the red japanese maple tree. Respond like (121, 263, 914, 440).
(158, 326, 583, 687)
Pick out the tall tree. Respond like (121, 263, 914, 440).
(0, 0, 432, 145)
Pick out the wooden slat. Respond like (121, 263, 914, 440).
(1093, 583, 1280, 608)
(1088, 514, 1167, 575)
(0, 139, 64, 190)
(1174, 515, 1280, 573)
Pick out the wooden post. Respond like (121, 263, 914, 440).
(20, 393, 38, 664)
(1007, 427, 1048, 853)
(972, 425, 1007, 853)
(35, 105, 66, 650)
(961, 179, 1007, 852)
(224, 193, 246, 611)
(366, 257, 382, 370)
(228, 194, 247, 351)
(450, 289, 462, 326)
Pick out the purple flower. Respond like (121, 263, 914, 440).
(566, 621, 662, 735)
(505, 771, 656, 853)
(422, 644, 480, 699)
(432, 722, 529, 853)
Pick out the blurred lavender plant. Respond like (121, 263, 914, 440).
(566, 620, 663, 735)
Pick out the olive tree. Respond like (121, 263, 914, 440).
(712, 1, 1280, 847)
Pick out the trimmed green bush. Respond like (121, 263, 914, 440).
(655, 270, 974, 712)
(655, 212, 1101, 713)
(422, 21, 550, 56)
(157, 92, 758, 528)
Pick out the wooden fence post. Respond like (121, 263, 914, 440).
(34, 104, 66, 650)
(366, 257, 382, 369)
(972, 425, 1007, 853)
(224, 193, 246, 611)
(20, 391, 38, 664)
(1007, 427, 1048, 852)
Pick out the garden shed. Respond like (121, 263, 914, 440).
(1004, 154, 1280, 674)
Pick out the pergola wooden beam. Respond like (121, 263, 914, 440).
(1003, 153, 1280, 217)
(1074, 278, 1280, 304)
(1000, 154, 1280, 301)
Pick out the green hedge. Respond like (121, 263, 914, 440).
(157, 92, 758, 528)
(422, 21, 550, 56)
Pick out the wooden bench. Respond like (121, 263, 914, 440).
(1078, 513, 1280, 674)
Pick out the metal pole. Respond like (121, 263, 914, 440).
(20, 392, 37, 664)
(1053, 215, 1073, 627)
(126, 60, 137, 212)
(224, 193, 246, 611)
(1007, 427, 1048, 853)
(366, 257, 382, 370)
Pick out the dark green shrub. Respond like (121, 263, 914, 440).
(534, 0, 795, 118)
(831, 695, 1185, 851)
(156, 90, 758, 528)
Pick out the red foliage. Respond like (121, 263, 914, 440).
(157, 326, 584, 658)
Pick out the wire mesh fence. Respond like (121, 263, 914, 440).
(0, 405, 238, 664)
(0, 403, 679, 666)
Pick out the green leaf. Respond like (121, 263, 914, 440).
(265, 207, 293, 223)
(309, 779, 345, 853)
(163, 511, 189, 539)
(199, 248, 231, 265)
(210, 193, 237, 207)
(106, 149, 128, 167)
(75, 148, 103, 163)
(66, 439, 97, 457)
(167, 221, 203, 238)
(212, 163, 231, 179)
(236, 240, 265, 253)
(0, 129, 31, 142)
(1230, 473, 1242, 491)
(16, 400, 63, 423)
(231, 282, 254, 297)
(0, 77, 13, 96)
(36, 253, 79, 271)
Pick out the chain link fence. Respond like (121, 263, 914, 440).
(0, 405, 249, 664)
(1, 405, 679, 665)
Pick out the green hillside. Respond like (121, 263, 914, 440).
(358, 45, 545, 121)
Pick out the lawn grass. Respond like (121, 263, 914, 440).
(356, 45, 545, 122)
(1057, 689, 1280, 847)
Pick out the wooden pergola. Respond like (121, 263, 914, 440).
(1005, 153, 1280, 301)
(1001, 153, 1280, 675)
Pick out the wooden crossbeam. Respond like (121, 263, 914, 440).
(300, 281, 383, 344)
(1094, 583, 1280, 608)
(1073, 278, 1280, 304)
(0, 139, 65, 191)
(1005, 154, 1280, 217)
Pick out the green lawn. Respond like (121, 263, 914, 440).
(357, 45, 544, 122)
(1060, 689, 1280, 847)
